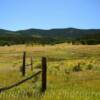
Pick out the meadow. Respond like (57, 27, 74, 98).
(0, 43, 100, 100)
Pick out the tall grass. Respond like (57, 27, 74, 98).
(0, 44, 100, 100)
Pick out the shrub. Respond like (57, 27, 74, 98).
(73, 63, 82, 72)
(87, 64, 93, 70)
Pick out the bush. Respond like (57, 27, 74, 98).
(86, 64, 93, 70)
(73, 63, 82, 72)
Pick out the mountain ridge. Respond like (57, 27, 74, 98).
(0, 28, 100, 45)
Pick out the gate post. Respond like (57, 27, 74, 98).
(31, 56, 33, 71)
(42, 57, 47, 92)
(22, 51, 26, 76)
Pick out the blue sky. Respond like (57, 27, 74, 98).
(0, 0, 100, 30)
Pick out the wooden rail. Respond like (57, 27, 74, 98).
(0, 71, 41, 93)
(0, 51, 47, 93)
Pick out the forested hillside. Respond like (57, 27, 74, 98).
(0, 28, 100, 45)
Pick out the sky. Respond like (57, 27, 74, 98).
(0, 0, 100, 30)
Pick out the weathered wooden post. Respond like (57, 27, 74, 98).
(22, 51, 26, 76)
(31, 56, 33, 71)
(42, 57, 47, 92)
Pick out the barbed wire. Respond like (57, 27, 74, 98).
(66, 77, 100, 82)
(0, 52, 23, 54)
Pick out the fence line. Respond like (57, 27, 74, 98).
(0, 71, 41, 93)
(0, 51, 47, 93)
(1, 51, 100, 94)
(0, 52, 23, 55)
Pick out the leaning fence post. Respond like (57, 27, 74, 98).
(31, 56, 33, 71)
(22, 51, 26, 76)
(42, 57, 47, 92)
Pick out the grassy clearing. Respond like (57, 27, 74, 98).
(0, 43, 100, 100)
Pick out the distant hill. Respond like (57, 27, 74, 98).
(0, 28, 100, 45)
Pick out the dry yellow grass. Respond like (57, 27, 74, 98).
(0, 44, 100, 100)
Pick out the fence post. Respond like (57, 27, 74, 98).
(31, 56, 33, 71)
(22, 51, 26, 76)
(42, 57, 47, 92)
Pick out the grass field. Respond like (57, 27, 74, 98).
(0, 43, 100, 100)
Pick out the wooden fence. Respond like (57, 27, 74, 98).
(0, 51, 47, 93)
